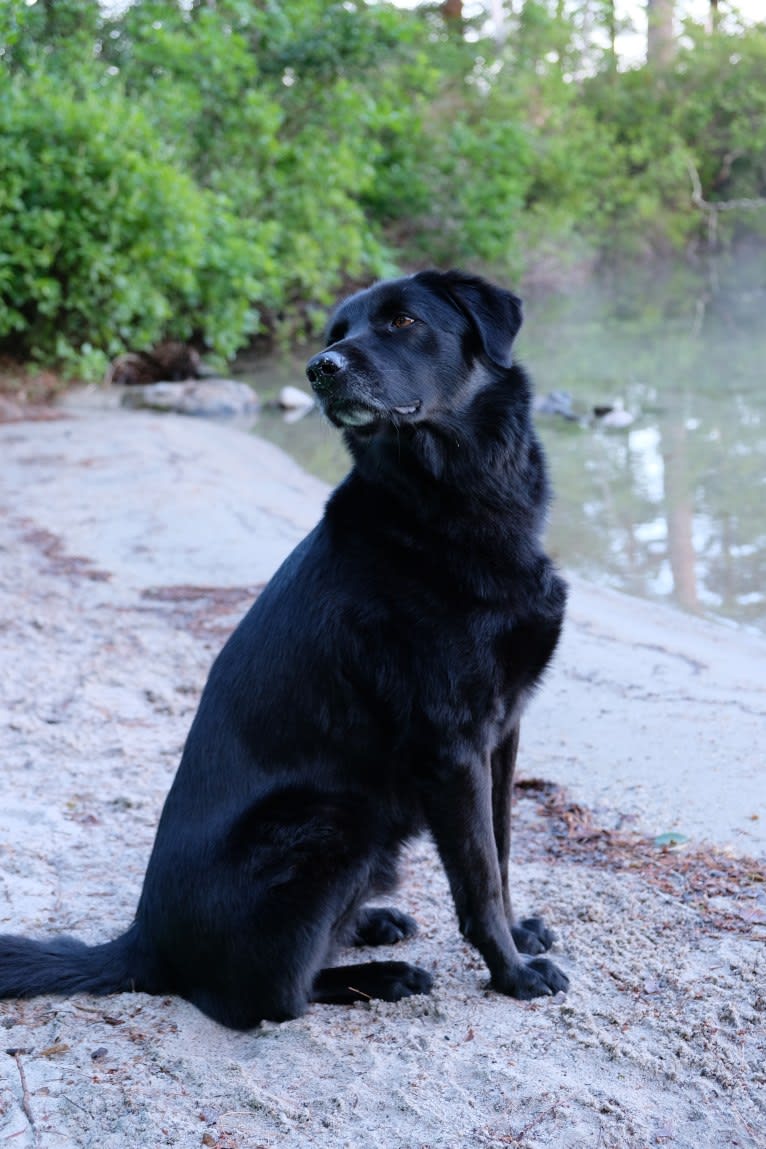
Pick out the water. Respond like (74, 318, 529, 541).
(235, 255, 766, 634)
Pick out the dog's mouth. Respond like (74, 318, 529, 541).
(324, 400, 422, 429)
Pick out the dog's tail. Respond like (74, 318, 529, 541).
(0, 924, 157, 1000)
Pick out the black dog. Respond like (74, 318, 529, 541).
(0, 270, 568, 1029)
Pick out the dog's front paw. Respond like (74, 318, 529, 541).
(525, 957, 569, 995)
(492, 956, 569, 1000)
(511, 916, 556, 955)
(353, 907, 418, 946)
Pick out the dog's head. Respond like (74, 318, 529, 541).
(305, 270, 523, 433)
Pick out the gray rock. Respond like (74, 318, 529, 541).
(120, 379, 259, 417)
(534, 390, 578, 420)
(278, 385, 314, 412)
(593, 399, 635, 428)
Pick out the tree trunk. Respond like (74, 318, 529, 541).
(441, 0, 464, 25)
(604, 0, 617, 71)
(662, 421, 699, 614)
(647, 0, 675, 68)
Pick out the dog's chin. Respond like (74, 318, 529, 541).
(329, 403, 381, 429)
(325, 400, 422, 431)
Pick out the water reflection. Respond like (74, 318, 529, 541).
(235, 253, 766, 634)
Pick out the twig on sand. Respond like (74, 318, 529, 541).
(346, 985, 373, 1001)
(7, 1049, 40, 1148)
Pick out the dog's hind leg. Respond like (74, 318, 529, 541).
(183, 912, 330, 1030)
(184, 806, 424, 1028)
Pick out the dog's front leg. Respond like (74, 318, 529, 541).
(491, 726, 556, 957)
(490, 724, 519, 922)
(423, 756, 568, 1000)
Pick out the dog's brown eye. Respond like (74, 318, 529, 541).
(391, 314, 415, 329)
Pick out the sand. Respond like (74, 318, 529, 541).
(0, 407, 763, 1149)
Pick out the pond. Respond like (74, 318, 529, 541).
(235, 253, 766, 635)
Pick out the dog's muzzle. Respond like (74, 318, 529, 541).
(306, 349, 376, 427)
(306, 348, 422, 429)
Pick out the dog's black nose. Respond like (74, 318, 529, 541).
(306, 351, 345, 393)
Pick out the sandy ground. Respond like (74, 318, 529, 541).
(0, 407, 764, 1149)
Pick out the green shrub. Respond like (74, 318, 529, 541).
(1, 1, 764, 376)
(0, 76, 265, 375)
(103, 1, 396, 325)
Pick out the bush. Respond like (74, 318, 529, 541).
(0, 76, 265, 375)
(1, 1, 764, 375)
(102, 0, 396, 327)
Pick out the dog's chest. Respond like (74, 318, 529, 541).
(406, 607, 539, 748)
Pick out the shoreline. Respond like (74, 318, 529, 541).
(3, 403, 764, 854)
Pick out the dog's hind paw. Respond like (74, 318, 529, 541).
(368, 960, 433, 1001)
(511, 916, 556, 955)
(353, 907, 418, 947)
(313, 960, 432, 1004)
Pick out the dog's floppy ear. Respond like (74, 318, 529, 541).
(442, 270, 523, 368)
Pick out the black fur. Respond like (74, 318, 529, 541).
(0, 270, 568, 1029)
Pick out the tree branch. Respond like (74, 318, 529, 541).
(687, 158, 766, 215)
